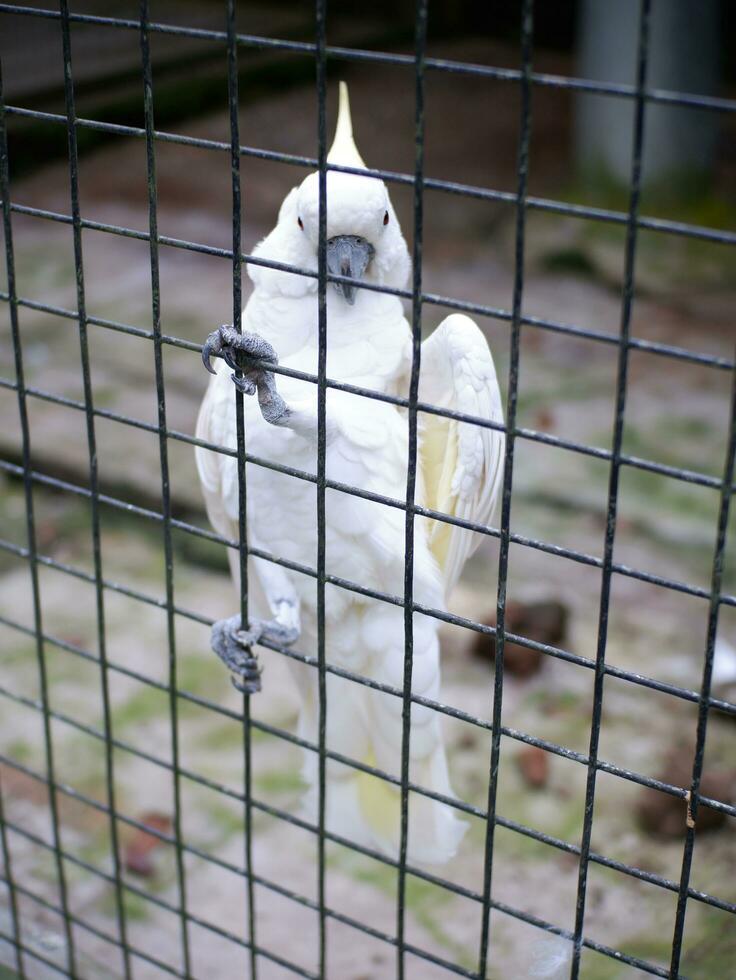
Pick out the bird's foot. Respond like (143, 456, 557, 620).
(210, 613, 300, 694)
(211, 614, 263, 694)
(201, 325, 288, 424)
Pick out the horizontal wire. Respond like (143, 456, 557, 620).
(3, 373, 729, 587)
(0, 375, 729, 614)
(3, 454, 736, 673)
(1, 669, 733, 918)
(0, 873, 186, 978)
(1, 475, 734, 729)
(0, 927, 68, 978)
(18, 741, 736, 941)
(0, 518, 734, 730)
(0, 793, 469, 980)
(5, 101, 736, 252)
(1, 320, 731, 498)
(1, 588, 734, 824)
(0, 3, 733, 116)
(0, 758, 684, 979)
(1, 220, 733, 382)
(0, 374, 727, 550)
(2, 194, 736, 373)
(0, 740, 330, 927)
(1, 819, 317, 980)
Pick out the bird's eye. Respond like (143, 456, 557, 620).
(297, 217, 304, 230)
(383, 211, 389, 226)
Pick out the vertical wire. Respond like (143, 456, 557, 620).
(314, 0, 328, 974)
(0, 60, 25, 980)
(58, 3, 131, 976)
(668, 369, 736, 976)
(477, 2, 533, 974)
(138, 3, 192, 974)
(569, 2, 651, 976)
(225, 2, 258, 975)
(0, 772, 24, 977)
(395, 1, 427, 977)
(0, 46, 78, 980)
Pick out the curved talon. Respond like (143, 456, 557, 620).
(202, 327, 224, 375)
(234, 622, 265, 647)
(231, 668, 263, 695)
(232, 373, 258, 396)
(200, 325, 291, 426)
(201, 324, 279, 383)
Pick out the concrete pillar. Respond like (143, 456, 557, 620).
(576, 0, 721, 190)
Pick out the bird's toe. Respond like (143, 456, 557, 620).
(261, 621, 300, 647)
(201, 326, 225, 375)
(210, 615, 263, 691)
(240, 331, 278, 365)
(232, 373, 258, 396)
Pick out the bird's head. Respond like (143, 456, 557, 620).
(295, 82, 410, 303)
(250, 82, 410, 303)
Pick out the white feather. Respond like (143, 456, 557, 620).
(712, 636, 736, 685)
(418, 313, 505, 598)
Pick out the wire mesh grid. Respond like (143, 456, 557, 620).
(0, 1, 734, 978)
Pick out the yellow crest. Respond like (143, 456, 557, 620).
(327, 81, 367, 170)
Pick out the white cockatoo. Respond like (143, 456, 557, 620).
(196, 83, 504, 864)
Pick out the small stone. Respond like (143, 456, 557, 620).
(534, 408, 555, 432)
(636, 753, 734, 839)
(471, 599, 569, 678)
(456, 731, 478, 750)
(35, 519, 59, 550)
(123, 811, 173, 877)
(517, 745, 550, 789)
(504, 641, 544, 677)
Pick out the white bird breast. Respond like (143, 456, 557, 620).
(226, 289, 443, 630)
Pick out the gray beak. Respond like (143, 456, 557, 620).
(326, 235, 374, 305)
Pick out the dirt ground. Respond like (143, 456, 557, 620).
(1, 31, 736, 980)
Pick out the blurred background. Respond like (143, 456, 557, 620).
(1, 1, 735, 978)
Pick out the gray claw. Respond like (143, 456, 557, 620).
(231, 672, 262, 695)
(209, 613, 300, 694)
(211, 614, 263, 694)
(202, 327, 224, 375)
(201, 326, 286, 412)
(201, 325, 290, 426)
(232, 374, 258, 396)
(202, 324, 279, 375)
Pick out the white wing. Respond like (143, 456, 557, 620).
(195, 370, 266, 609)
(195, 369, 238, 540)
(418, 313, 505, 598)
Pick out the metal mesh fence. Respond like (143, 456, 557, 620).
(0, 1, 734, 978)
